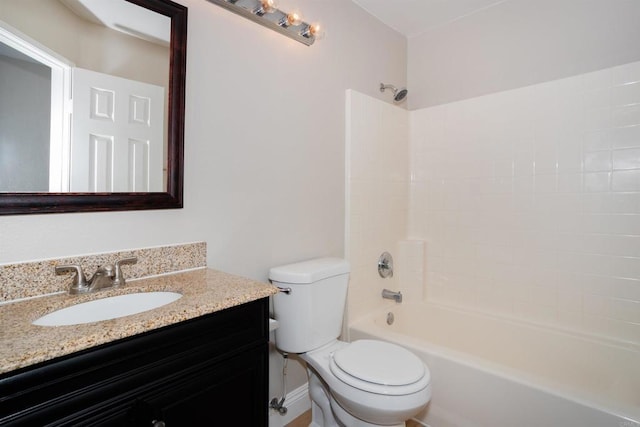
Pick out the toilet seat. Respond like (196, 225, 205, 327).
(329, 340, 430, 396)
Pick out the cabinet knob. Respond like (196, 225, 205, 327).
(151, 420, 166, 427)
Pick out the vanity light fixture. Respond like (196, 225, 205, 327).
(207, 0, 321, 46)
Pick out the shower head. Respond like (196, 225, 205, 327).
(380, 83, 408, 104)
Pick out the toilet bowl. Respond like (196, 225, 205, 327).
(270, 257, 431, 427)
(302, 340, 431, 426)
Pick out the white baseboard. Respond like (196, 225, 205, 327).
(268, 382, 311, 427)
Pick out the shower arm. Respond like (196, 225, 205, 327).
(379, 82, 408, 103)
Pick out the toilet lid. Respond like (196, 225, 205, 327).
(331, 340, 427, 393)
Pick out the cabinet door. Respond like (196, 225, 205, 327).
(0, 299, 269, 427)
(134, 345, 268, 427)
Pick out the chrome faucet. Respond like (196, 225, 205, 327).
(88, 264, 116, 292)
(55, 257, 138, 294)
(382, 288, 402, 303)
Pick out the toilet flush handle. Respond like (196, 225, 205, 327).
(269, 279, 291, 294)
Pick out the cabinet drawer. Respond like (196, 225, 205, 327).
(57, 345, 268, 426)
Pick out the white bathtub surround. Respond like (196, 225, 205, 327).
(348, 61, 640, 345)
(346, 90, 409, 324)
(350, 303, 640, 427)
(410, 60, 640, 344)
(346, 61, 640, 426)
(396, 239, 425, 302)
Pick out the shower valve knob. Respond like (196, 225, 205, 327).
(378, 252, 393, 278)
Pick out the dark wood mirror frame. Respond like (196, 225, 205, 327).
(0, 0, 187, 216)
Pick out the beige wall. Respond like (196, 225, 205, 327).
(0, 0, 169, 87)
(0, 55, 51, 191)
(0, 0, 407, 412)
(0, 0, 407, 277)
(408, 0, 640, 109)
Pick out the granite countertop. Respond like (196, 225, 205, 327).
(0, 268, 278, 375)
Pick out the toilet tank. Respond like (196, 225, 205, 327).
(270, 258, 350, 354)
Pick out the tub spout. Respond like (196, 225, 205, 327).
(382, 289, 402, 303)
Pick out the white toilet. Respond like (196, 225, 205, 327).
(270, 257, 431, 427)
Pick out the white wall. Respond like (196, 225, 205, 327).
(408, 0, 640, 109)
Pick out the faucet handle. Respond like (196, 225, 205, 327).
(55, 264, 88, 294)
(378, 252, 394, 278)
(113, 257, 138, 286)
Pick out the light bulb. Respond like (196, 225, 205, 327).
(309, 23, 320, 35)
(279, 11, 302, 27)
(253, 0, 277, 15)
(302, 23, 324, 39)
(288, 12, 302, 26)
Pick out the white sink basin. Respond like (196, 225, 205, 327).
(32, 292, 183, 326)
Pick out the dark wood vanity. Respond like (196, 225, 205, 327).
(0, 299, 269, 426)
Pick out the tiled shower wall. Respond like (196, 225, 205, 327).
(410, 61, 640, 343)
(346, 90, 409, 323)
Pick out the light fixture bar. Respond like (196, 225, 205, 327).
(207, 0, 317, 46)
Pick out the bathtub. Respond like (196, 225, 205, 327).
(349, 303, 640, 427)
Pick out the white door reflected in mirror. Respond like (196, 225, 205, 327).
(0, 0, 170, 193)
(69, 68, 165, 192)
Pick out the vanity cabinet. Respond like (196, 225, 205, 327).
(0, 298, 268, 426)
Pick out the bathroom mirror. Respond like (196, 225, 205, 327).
(0, 0, 186, 215)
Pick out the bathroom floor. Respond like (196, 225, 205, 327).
(286, 411, 311, 427)
(286, 411, 422, 426)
